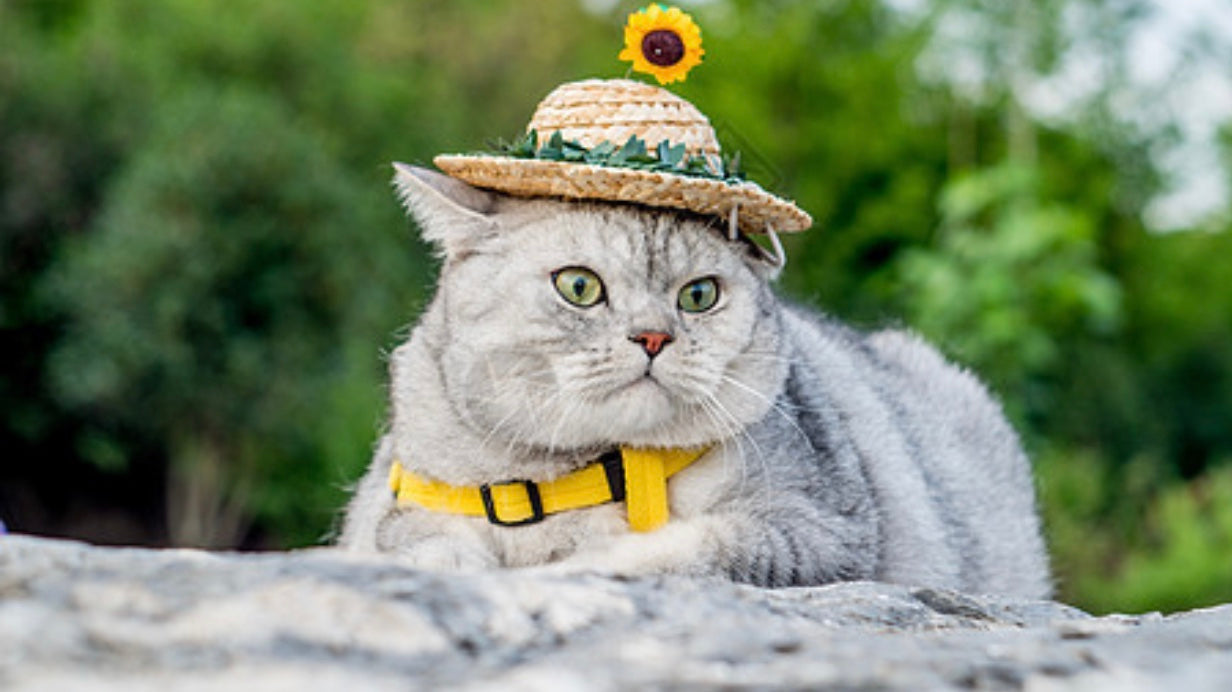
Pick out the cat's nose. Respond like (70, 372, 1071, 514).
(630, 330, 675, 358)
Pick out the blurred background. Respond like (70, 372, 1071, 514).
(2, 0, 1230, 614)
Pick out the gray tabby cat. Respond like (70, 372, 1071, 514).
(339, 163, 1051, 599)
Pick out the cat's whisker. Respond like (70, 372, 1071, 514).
(483, 379, 563, 454)
(712, 396, 774, 502)
(476, 362, 567, 457)
(719, 373, 812, 445)
(700, 394, 775, 511)
(696, 397, 746, 491)
(735, 352, 805, 368)
(698, 396, 744, 460)
(474, 362, 567, 454)
(521, 379, 575, 451)
(478, 406, 526, 454)
(546, 390, 584, 455)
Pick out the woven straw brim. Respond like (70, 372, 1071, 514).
(434, 154, 812, 234)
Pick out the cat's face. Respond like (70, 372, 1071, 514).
(396, 166, 786, 453)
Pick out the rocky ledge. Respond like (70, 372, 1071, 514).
(1, 535, 1230, 690)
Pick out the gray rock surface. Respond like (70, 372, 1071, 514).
(2, 535, 1230, 690)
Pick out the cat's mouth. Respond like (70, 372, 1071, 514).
(621, 371, 668, 394)
(605, 368, 678, 410)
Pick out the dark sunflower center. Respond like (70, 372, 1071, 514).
(642, 30, 685, 67)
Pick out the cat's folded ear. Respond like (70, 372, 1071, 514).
(392, 163, 499, 258)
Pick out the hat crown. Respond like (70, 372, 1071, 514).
(527, 79, 721, 158)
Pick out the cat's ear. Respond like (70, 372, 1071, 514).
(391, 163, 498, 258)
(750, 254, 783, 282)
(741, 239, 784, 282)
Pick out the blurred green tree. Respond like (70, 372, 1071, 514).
(896, 162, 1122, 418)
(44, 88, 397, 546)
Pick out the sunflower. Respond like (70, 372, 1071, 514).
(618, 4, 704, 85)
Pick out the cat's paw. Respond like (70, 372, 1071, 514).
(529, 520, 718, 579)
(517, 560, 625, 580)
(375, 509, 497, 571)
(388, 535, 497, 572)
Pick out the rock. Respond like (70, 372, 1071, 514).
(1, 535, 1230, 690)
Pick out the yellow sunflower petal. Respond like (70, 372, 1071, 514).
(618, 4, 704, 85)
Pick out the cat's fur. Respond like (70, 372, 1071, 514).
(338, 164, 1051, 598)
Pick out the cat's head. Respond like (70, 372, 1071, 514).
(392, 163, 787, 453)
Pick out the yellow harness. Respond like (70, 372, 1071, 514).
(388, 446, 709, 532)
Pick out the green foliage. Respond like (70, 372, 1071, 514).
(1039, 450, 1232, 613)
(896, 163, 1122, 414)
(1121, 230, 1232, 474)
(1105, 464, 1232, 612)
(2, 0, 1231, 614)
(693, 0, 950, 319)
(44, 86, 404, 546)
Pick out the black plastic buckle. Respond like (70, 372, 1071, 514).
(599, 450, 626, 502)
(479, 479, 544, 527)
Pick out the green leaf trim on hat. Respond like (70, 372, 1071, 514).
(489, 130, 746, 184)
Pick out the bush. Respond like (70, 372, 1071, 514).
(44, 87, 410, 546)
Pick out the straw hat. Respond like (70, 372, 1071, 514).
(433, 79, 812, 234)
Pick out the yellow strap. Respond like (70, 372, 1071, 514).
(620, 447, 668, 532)
(388, 446, 707, 530)
(646, 446, 710, 477)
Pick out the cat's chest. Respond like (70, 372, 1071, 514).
(478, 446, 737, 566)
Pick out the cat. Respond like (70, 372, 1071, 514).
(338, 163, 1052, 599)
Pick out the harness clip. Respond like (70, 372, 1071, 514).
(479, 479, 545, 527)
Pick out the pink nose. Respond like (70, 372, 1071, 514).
(630, 331, 674, 357)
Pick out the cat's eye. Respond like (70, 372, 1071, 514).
(552, 267, 606, 308)
(678, 277, 720, 313)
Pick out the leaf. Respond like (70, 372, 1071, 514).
(537, 130, 565, 160)
(684, 156, 712, 175)
(585, 140, 616, 163)
(516, 130, 538, 157)
(655, 141, 687, 168)
(724, 151, 744, 180)
(492, 129, 539, 158)
(560, 138, 588, 162)
(614, 135, 648, 162)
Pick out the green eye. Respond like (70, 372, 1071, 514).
(678, 277, 720, 313)
(553, 267, 605, 307)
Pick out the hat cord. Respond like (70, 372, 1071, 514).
(765, 223, 786, 269)
(727, 202, 786, 269)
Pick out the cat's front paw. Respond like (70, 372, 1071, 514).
(517, 559, 625, 580)
(528, 520, 719, 579)
(390, 534, 498, 571)
(375, 512, 496, 571)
